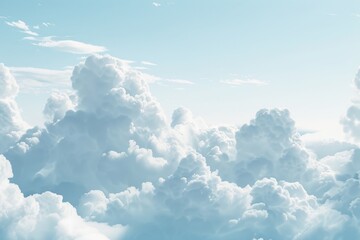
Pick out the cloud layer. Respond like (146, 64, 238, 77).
(2, 54, 360, 239)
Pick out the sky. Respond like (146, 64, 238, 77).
(1, 0, 360, 138)
(3, 1, 360, 239)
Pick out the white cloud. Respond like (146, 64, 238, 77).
(342, 68, 360, 140)
(0, 155, 126, 239)
(42, 22, 53, 27)
(165, 78, 195, 85)
(43, 91, 76, 122)
(0, 64, 28, 153)
(5, 19, 106, 55)
(141, 61, 157, 66)
(171, 107, 193, 127)
(152, 2, 161, 7)
(3, 54, 360, 239)
(32, 23, 53, 30)
(221, 78, 267, 86)
(6, 55, 185, 201)
(10, 66, 72, 92)
(78, 152, 342, 239)
(6, 20, 38, 36)
(31, 36, 107, 54)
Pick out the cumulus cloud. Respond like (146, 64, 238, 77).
(6, 55, 185, 204)
(0, 64, 28, 153)
(78, 152, 345, 240)
(0, 155, 125, 240)
(43, 91, 76, 122)
(343, 105, 360, 140)
(171, 107, 193, 127)
(234, 109, 308, 183)
(170, 107, 335, 195)
(3, 54, 360, 239)
(304, 138, 357, 159)
(342, 68, 360, 140)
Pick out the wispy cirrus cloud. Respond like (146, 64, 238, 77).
(28, 36, 107, 54)
(10, 66, 72, 92)
(6, 20, 38, 36)
(42, 22, 53, 27)
(33, 22, 54, 30)
(165, 78, 195, 85)
(141, 61, 157, 66)
(152, 2, 161, 7)
(137, 75, 195, 86)
(5, 19, 106, 55)
(221, 78, 267, 86)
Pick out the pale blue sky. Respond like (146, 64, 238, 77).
(1, 0, 360, 138)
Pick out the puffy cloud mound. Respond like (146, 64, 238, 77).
(43, 91, 75, 122)
(0, 64, 18, 98)
(0, 155, 125, 240)
(233, 109, 309, 184)
(0, 64, 28, 153)
(78, 152, 346, 240)
(343, 106, 360, 140)
(5, 55, 185, 204)
(172, 108, 334, 196)
(342, 68, 360, 140)
(4, 54, 360, 239)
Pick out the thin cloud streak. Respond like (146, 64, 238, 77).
(165, 78, 195, 85)
(221, 78, 267, 86)
(5, 19, 106, 55)
(31, 36, 107, 54)
(6, 20, 38, 36)
(10, 66, 72, 92)
(141, 61, 157, 66)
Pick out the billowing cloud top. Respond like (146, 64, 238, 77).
(0, 64, 19, 98)
(0, 64, 28, 153)
(1, 55, 360, 239)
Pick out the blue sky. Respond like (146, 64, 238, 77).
(2, 0, 360, 137)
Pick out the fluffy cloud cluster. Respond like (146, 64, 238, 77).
(2, 54, 360, 239)
(5, 55, 185, 203)
(343, 68, 360, 140)
(0, 155, 125, 240)
(0, 64, 28, 153)
(77, 152, 351, 240)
